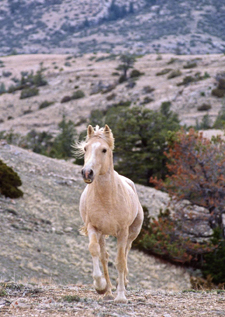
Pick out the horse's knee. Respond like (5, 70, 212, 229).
(89, 240, 100, 257)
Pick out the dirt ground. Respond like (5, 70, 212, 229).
(0, 282, 225, 317)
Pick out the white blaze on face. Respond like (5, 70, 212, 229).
(85, 142, 101, 172)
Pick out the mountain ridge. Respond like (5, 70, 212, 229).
(0, 0, 225, 55)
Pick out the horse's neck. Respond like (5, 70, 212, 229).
(92, 168, 117, 198)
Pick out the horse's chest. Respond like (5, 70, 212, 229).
(87, 206, 120, 236)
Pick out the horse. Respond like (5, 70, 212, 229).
(76, 124, 143, 303)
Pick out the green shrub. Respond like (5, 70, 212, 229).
(141, 96, 154, 104)
(212, 88, 225, 98)
(213, 108, 225, 129)
(167, 69, 182, 79)
(0, 160, 23, 198)
(112, 72, 120, 76)
(183, 62, 197, 69)
(50, 115, 77, 159)
(20, 87, 39, 99)
(61, 96, 71, 103)
(211, 73, 225, 98)
(106, 93, 116, 101)
(39, 100, 54, 109)
(167, 58, 178, 65)
(3, 71, 12, 77)
(143, 86, 155, 94)
(203, 72, 210, 79)
(177, 75, 196, 86)
(24, 130, 53, 156)
(62, 295, 81, 302)
(197, 103, 211, 111)
(0, 83, 6, 95)
(118, 74, 126, 83)
(203, 228, 225, 284)
(156, 68, 172, 76)
(33, 70, 48, 87)
(130, 69, 144, 78)
(71, 90, 85, 100)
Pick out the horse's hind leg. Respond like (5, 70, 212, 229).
(99, 235, 114, 300)
(125, 204, 144, 287)
(87, 224, 107, 294)
(115, 229, 129, 303)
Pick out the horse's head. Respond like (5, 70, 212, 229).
(80, 125, 114, 184)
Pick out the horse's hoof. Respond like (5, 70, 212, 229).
(95, 286, 107, 295)
(103, 294, 114, 301)
(114, 294, 128, 304)
(94, 277, 107, 294)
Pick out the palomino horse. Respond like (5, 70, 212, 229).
(77, 125, 143, 303)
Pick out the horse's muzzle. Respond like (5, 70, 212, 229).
(81, 168, 94, 184)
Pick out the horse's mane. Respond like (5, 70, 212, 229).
(73, 125, 114, 157)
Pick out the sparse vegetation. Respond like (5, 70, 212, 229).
(130, 69, 144, 78)
(143, 85, 155, 94)
(156, 68, 172, 76)
(167, 69, 182, 79)
(183, 62, 197, 69)
(61, 95, 71, 103)
(62, 295, 81, 302)
(117, 54, 135, 82)
(0, 83, 6, 95)
(71, 89, 85, 99)
(211, 72, 225, 98)
(197, 103, 211, 111)
(39, 100, 54, 109)
(20, 87, 39, 99)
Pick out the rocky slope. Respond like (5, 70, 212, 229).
(0, 141, 191, 291)
(0, 0, 225, 55)
(0, 53, 224, 137)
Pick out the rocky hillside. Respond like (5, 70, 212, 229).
(0, 0, 225, 55)
(0, 141, 191, 290)
(0, 53, 224, 138)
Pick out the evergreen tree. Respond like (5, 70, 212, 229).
(117, 54, 135, 82)
(105, 103, 180, 185)
(51, 115, 77, 159)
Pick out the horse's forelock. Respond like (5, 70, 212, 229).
(87, 125, 114, 150)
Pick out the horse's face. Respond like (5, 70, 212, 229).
(81, 138, 112, 184)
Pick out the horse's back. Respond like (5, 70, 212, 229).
(117, 173, 138, 195)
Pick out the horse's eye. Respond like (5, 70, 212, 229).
(102, 148, 107, 153)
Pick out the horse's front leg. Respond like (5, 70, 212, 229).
(115, 229, 129, 303)
(88, 224, 107, 294)
(99, 235, 114, 300)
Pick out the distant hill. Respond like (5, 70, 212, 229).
(0, 53, 224, 137)
(0, 0, 225, 55)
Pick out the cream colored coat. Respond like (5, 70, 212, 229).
(78, 125, 143, 303)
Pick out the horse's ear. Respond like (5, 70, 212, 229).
(87, 125, 94, 138)
(104, 124, 111, 135)
(104, 125, 114, 149)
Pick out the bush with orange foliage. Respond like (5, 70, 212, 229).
(151, 128, 225, 233)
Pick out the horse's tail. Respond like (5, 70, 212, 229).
(79, 225, 88, 236)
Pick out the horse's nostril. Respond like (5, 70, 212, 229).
(81, 169, 84, 176)
(89, 169, 93, 176)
